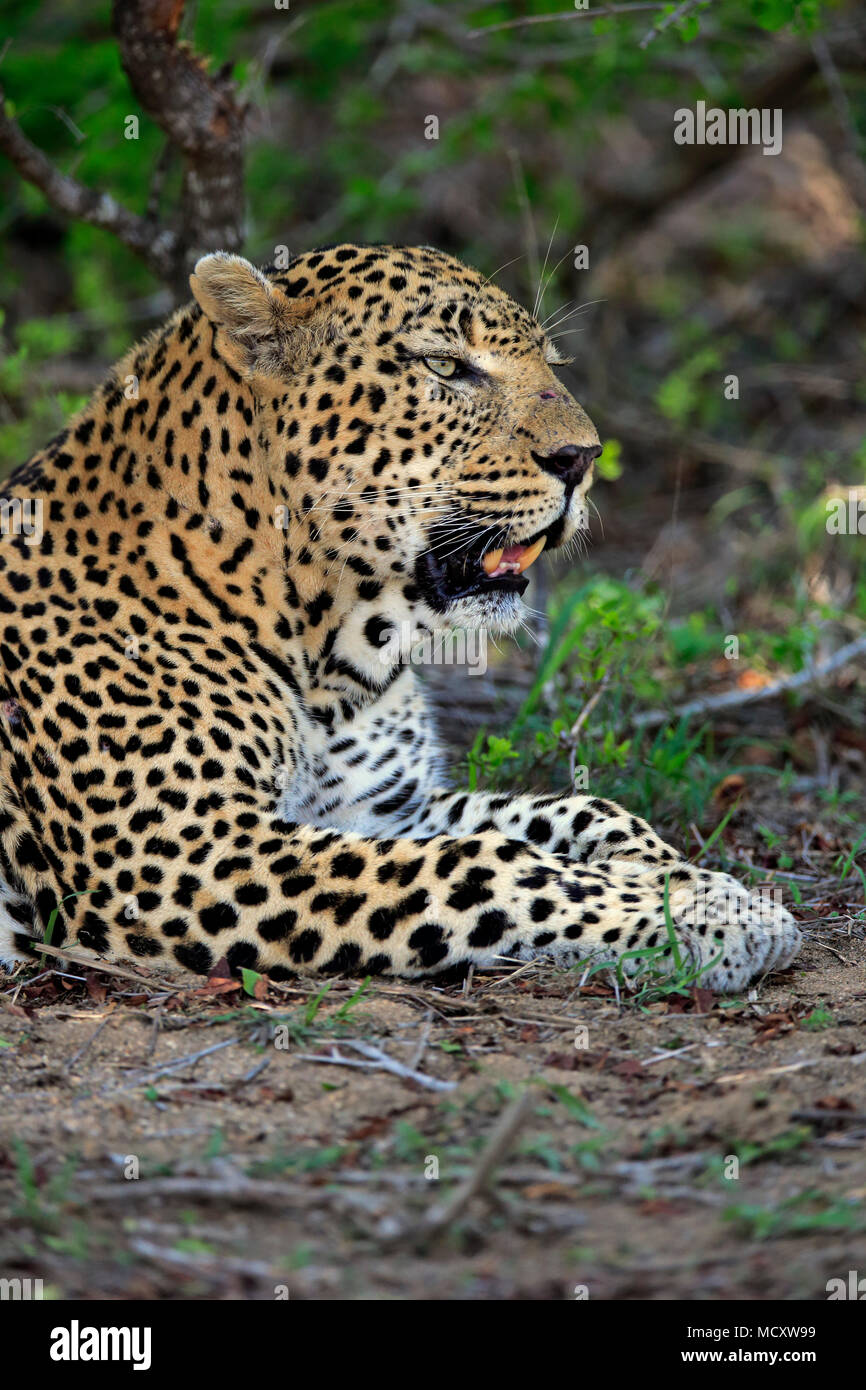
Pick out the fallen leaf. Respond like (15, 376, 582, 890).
(813, 1095, 855, 1111)
(194, 977, 241, 998)
(522, 1181, 574, 1200)
(612, 1059, 646, 1081)
(712, 773, 747, 810)
(257, 1086, 295, 1102)
(542, 1049, 610, 1071)
(84, 971, 106, 1004)
(736, 669, 773, 691)
(690, 987, 715, 1014)
(637, 1197, 680, 1216)
(542, 1051, 581, 1071)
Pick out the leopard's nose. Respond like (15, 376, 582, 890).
(532, 443, 602, 485)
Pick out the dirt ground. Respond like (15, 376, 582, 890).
(1, 889, 864, 1301)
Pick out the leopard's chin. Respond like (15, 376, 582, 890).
(443, 589, 525, 634)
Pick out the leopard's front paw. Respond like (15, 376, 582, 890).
(668, 869, 802, 992)
(0, 906, 34, 974)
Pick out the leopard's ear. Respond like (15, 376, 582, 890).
(190, 253, 326, 378)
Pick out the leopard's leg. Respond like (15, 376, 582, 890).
(401, 789, 800, 980)
(0, 793, 40, 970)
(406, 788, 681, 869)
(23, 818, 800, 993)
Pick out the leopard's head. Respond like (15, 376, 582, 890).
(191, 244, 600, 634)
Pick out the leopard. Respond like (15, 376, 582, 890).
(0, 242, 801, 991)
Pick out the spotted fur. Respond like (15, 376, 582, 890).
(0, 244, 800, 990)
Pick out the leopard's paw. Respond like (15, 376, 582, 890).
(0, 888, 37, 974)
(0, 916, 32, 973)
(668, 870, 802, 992)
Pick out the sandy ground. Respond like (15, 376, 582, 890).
(1, 916, 864, 1301)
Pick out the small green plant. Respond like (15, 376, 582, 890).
(725, 1192, 866, 1239)
(12, 1138, 79, 1234)
(801, 1007, 834, 1031)
(41, 889, 97, 963)
(303, 982, 332, 1025)
(709, 1127, 811, 1176)
(333, 976, 371, 1021)
(466, 732, 519, 790)
(577, 874, 725, 1009)
(546, 1083, 604, 1130)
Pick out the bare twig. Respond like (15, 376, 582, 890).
(408, 1010, 435, 1071)
(480, 958, 541, 990)
(791, 1109, 866, 1127)
(422, 1088, 536, 1235)
(468, 4, 669, 39)
(631, 632, 866, 731)
(640, 0, 711, 50)
(809, 30, 866, 206)
(129, 1238, 279, 1282)
(294, 1038, 456, 1092)
(68, 1008, 116, 1067)
(114, 1036, 239, 1090)
(239, 1055, 271, 1085)
(710, 1059, 820, 1085)
(72, 1177, 310, 1207)
(562, 672, 611, 786)
(642, 1041, 698, 1065)
(9, 937, 178, 992)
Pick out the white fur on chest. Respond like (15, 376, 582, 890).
(276, 673, 441, 835)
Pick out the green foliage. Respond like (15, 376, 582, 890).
(595, 438, 623, 481)
(655, 345, 724, 428)
(466, 732, 518, 790)
(715, 1127, 812, 1170)
(12, 1137, 79, 1232)
(801, 1007, 834, 1031)
(459, 564, 861, 841)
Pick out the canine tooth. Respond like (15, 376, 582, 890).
(482, 548, 504, 575)
(515, 535, 547, 574)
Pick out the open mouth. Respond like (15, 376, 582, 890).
(481, 535, 546, 581)
(414, 520, 553, 611)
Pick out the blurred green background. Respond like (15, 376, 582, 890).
(1, 0, 865, 838)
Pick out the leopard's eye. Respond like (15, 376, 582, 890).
(424, 356, 458, 378)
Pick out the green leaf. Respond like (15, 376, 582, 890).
(240, 967, 263, 997)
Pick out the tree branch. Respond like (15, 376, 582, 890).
(0, 83, 178, 280)
(467, 4, 670, 39)
(113, 0, 246, 292)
